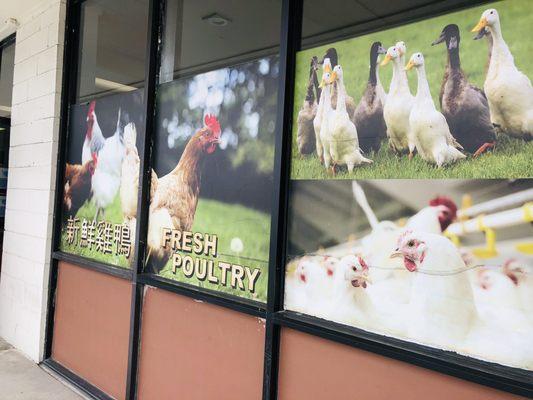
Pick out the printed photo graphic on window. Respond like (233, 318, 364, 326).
(60, 89, 145, 268)
(284, 179, 533, 370)
(145, 57, 279, 302)
(291, 0, 532, 180)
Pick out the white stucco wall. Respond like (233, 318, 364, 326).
(0, 0, 65, 362)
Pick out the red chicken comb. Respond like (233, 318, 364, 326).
(429, 196, 457, 218)
(87, 100, 96, 116)
(204, 114, 221, 135)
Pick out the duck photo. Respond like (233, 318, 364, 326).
(290, 0, 533, 180)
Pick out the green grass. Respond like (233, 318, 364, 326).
(291, 0, 533, 180)
(292, 134, 533, 179)
(60, 195, 131, 268)
(159, 199, 271, 302)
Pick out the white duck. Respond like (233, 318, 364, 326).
(381, 44, 415, 155)
(406, 53, 465, 167)
(313, 59, 333, 164)
(325, 65, 372, 173)
(472, 9, 533, 140)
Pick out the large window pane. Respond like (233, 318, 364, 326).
(286, 0, 533, 372)
(76, 0, 149, 101)
(160, 0, 281, 82)
(146, 0, 282, 302)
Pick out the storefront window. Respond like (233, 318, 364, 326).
(59, 0, 150, 268)
(145, 0, 282, 302)
(76, 0, 149, 101)
(160, 0, 281, 82)
(286, 0, 533, 371)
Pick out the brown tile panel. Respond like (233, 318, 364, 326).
(278, 328, 526, 400)
(51, 261, 132, 400)
(137, 287, 265, 400)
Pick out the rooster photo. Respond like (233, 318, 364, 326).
(285, 179, 533, 370)
(60, 89, 145, 267)
(291, 0, 533, 179)
(145, 57, 279, 302)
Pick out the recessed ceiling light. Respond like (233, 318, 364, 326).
(202, 13, 231, 27)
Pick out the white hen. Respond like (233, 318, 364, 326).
(464, 265, 533, 369)
(91, 109, 125, 220)
(392, 231, 476, 350)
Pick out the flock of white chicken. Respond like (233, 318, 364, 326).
(81, 101, 139, 226)
(311, 8, 532, 172)
(285, 182, 533, 370)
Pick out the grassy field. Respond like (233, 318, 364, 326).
(60, 195, 131, 268)
(159, 199, 271, 302)
(291, 0, 533, 180)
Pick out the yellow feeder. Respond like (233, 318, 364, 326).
(459, 194, 473, 221)
(444, 231, 461, 247)
(472, 216, 498, 259)
(516, 202, 533, 255)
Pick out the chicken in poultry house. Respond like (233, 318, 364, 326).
(284, 256, 337, 316)
(324, 254, 374, 327)
(146, 114, 221, 273)
(391, 230, 476, 350)
(90, 108, 126, 221)
(463, 263, 533, 369)
(63, 160, 95, 220)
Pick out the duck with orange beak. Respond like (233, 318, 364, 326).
(471, 9, 533, 140)
(405, 52, 465, 167)
(325, 64, 372, 174)
(381, 43, 415, 156)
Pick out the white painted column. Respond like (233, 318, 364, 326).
(0, 0, 66, 362)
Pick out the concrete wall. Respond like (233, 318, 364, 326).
(0, 0, 66, 362)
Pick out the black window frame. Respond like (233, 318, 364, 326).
(43, 0, 533, 399)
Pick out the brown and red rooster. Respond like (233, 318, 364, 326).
(147, 114, 221, 272)
(63, 160, 95, 220)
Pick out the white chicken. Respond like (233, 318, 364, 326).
(381, 44, 415, 155)
(472, 9, 533, 140)
(284, 256, 338, 316)
(119, 122, 141, 248)
(391, 230, 476, 350)
(463, 265, 533, 369)
(120, 122, 139, 220)
(324, 65, 372, 173)
(406, 53, 465, 167)
(503, 259, 533, 322)
(324, 254, 373, 328)
(91, 109, 126, 220)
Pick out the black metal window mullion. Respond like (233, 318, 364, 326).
(124, 0, 164, 398)
(262, 1, 303, 399)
